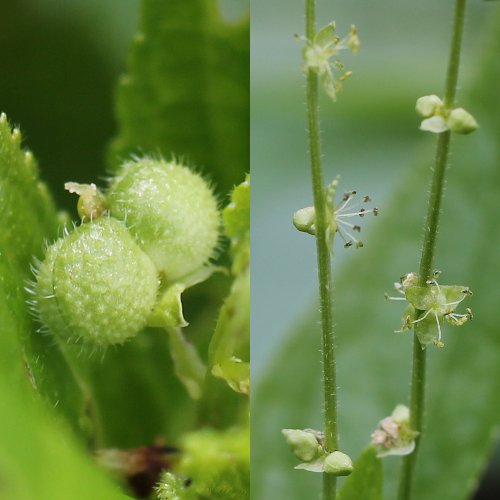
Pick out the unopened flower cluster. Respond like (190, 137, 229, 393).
(416, 95, 478, 135)
(281, 428, 353, 476)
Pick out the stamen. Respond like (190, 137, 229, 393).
(384, 293, 406, 301)
(426, 279, 442, 294)
(336, 221, 363, 249)
(434, 311, 442, 342)
(411, 309, 432, 324)
(443, 299, 463, 307)
(336, 208, 377, 218)
(337, 219, 359, 231)
(335, 225, 351, 247)
(336, 191, 356, 212)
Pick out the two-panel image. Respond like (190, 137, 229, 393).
(0, 0, 498, 498)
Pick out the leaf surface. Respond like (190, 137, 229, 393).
(110, 0, 249, 194)
(338, 447, 382, 500)
(209, 175, 250, 395)
(0, 114, 124, 497)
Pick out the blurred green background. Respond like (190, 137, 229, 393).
(252, 0, 500, 499)
(251, 0, 488, 379)
(0, 0, 246, 210)
(0, 0, 139, 210)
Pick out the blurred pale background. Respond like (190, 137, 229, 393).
(251, 0, 487, 380)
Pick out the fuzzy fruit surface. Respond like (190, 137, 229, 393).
(35, 218, 158, 346)
(107, 158, 219, 282)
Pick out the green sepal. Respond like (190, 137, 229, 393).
(405, 284, 469, 314)
(415, 313, 444, 348)
(396, 304, 416, 333)
(212, 357, 250, 396)
(148, 283, 188, 329)
(295, 458, 325, 473)
(315, 22, 337, 47)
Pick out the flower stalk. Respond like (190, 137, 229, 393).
(397, 0, 469, 498)
(305, 1, 338, 498)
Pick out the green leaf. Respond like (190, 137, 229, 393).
(109, 0, 249, 194)
(0, 114, 90, 435)
(253, 11, 500, 500)
(0, 375, 128, 500)
(209, 176, 250, 395)
(338, 447, 382, 500)
(0, 114, 124, 497)
(224, 174, 250, 273)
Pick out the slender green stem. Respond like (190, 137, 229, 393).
(397, 1, 467, 498)
(305, 1, 338, 498)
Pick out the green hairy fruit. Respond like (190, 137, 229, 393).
(34, 217, 158, 346)
(107, 157, 220, 283)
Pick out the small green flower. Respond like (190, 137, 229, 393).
(293, 176, 378, 250)
(296, 23, 359, 100)
(386, 271, 473, 347)
(371, 405, 418, 458)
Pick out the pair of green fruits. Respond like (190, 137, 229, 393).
(33, 157, 220, 347)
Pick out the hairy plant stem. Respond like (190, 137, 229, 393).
(305, 1, 338, 498)
(397, 1, 467, 498)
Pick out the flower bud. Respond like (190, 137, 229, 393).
(447, 107, 479, 134)
(391, 404, 410, 424)
(323, 451, 353, 476)
(293, 206, 316, 235)
(415, 95, 443, 118)
(282, 429, 321, 462)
